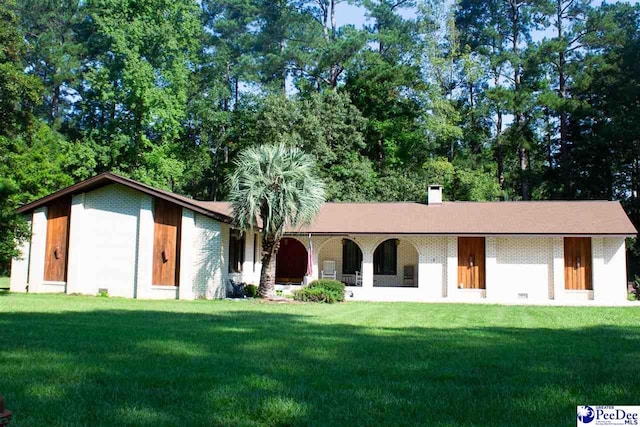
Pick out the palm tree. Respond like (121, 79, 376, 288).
(228, 143, 325, 298)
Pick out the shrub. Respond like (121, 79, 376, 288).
(293, 286, 339, 303)
(245, 284, 259, 298)
(293, 279, 345, 303)
(307, 279, 345, 295)
(628, 293, 637, 302)
(630, 276, 640, 301)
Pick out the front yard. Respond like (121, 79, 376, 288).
(0, 294, 638, 426)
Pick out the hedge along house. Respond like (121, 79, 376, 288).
(10, 174, 638, 304)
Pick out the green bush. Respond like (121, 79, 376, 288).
(628, 293, 637, 302)
(307, 279, 345, 295)
(245, 284, 259, 298)
(293, 279, 345, 303)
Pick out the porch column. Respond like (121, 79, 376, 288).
(361, 249, 374, 288)
(446, 237, 458, 298)
(27, 207, 47, 293)
(310, 237, 320, 282)
(552, 237, 564, 301)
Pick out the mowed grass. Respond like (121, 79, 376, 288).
(0, 294, 639, 426)
(0, 276, 8, 289)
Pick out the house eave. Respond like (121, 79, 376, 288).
(16, 172, 233, 224)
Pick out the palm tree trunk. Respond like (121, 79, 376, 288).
(258, 234, 280, 298)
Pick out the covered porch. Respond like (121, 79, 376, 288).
(275, 236, 420, 289)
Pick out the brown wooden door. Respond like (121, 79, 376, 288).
(275, 238, 307, 283)
(44, 198, 71, 282)
(564, 237, 592, 290)
(153, 199, 182, 286)
(458, 237, 485, 289)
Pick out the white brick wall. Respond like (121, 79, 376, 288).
(75, 184, 143, 297)
(133, 194, 154, 298)
(488, 237, 554, 302)
(407, 236, 447, 298)
(192, 214, 224, 299)
(595, 237, 627, 303)
(27, 207, 47, 293)
(9, 215, 31, 293)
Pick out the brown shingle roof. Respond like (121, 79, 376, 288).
(287, 201, 637, 235)
(18, 173, 637, 236)
(186, 200, 636, 236)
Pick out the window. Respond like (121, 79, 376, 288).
(342, 239, 362, 274)
(229, 230, 245, 273)
(374, 239, 397, 275)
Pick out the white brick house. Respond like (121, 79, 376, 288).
(10, 174, 637, 305)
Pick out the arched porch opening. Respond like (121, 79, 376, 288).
(317, 237, 364, 286)
(275, 238, 307, 284)
(373, 238, 419, 287)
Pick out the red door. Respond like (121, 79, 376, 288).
(276, 238, 307, 284)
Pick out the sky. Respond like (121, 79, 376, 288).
(335, 0, 640, 35)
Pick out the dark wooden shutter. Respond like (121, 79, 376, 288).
(342, 239, 363, 274)
(44, 198, 71, 282)
(152, 199, 182, 286)
(457, 237, 486, 289)
(564, 237, 592, 290)
(373, 239, 397, 275)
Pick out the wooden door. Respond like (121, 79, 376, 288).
(275, 238, 307, 284)
(564, 237, 592, 290)
(458, 237, 485, 289)
(44, 198, 71, 281)
(152, 199, 182, 286)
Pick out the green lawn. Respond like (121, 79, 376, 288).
(0, 276, 8, 289)
(0, 294, 638, 426)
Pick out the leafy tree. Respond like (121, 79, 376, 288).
(568, 3, 640, 275)
(228, 144, 325, 298)
(16, 0, 84, 125)
(0, 0, 41, 136)
(75, 0, 203, 190)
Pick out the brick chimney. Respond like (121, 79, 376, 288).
(427, 185, 443, 205)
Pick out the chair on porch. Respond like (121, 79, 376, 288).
(354, 270, 363, 286)
(321, 260, 337, 280)
(403, 265, 415, 287)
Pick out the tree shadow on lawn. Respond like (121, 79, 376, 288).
(0, 308, 639, 426)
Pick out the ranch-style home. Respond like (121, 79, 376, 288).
(9, 173, 637, 305)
